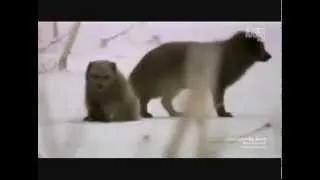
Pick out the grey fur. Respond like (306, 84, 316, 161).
(84, 60, 140, 122)
(129, 31, 272, 118)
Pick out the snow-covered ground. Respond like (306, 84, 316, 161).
(38, 22, 282, 158)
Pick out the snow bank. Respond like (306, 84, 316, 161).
(38, 66, 281, 158)
(38, 117, 280, 158)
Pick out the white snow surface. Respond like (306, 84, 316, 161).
(38, 22, 282, 158)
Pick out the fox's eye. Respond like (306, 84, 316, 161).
(90, 75, 99, 79)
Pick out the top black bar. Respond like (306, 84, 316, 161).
(38, 0, 282, 21)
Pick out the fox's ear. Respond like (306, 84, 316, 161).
(86, 62, 94, 79)
(110, 62, 117, 73)
(233, 30, 247, 38)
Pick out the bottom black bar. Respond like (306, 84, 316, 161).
(38, 158, 281, 180)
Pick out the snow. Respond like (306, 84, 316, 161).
(38, 22, 282, 158)
(38, 117, 280, 158)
